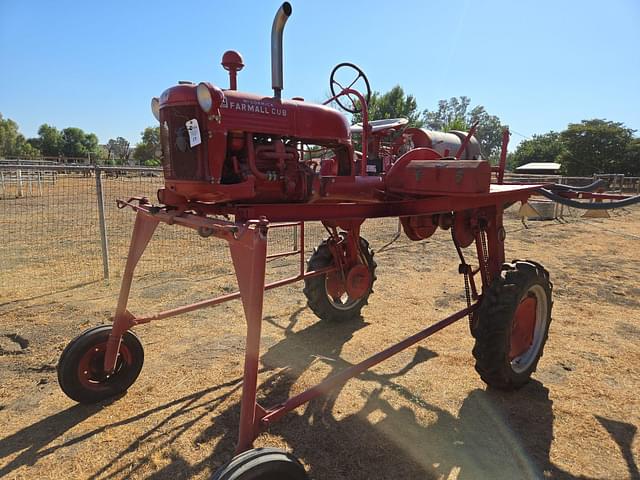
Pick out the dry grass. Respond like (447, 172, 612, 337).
(0, 191, 638, 479)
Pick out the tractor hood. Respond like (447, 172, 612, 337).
(159, 83, 351, 144)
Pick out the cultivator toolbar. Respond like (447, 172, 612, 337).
(57, 3, 640, 478)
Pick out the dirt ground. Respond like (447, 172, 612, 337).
(0, 202, 638, 480)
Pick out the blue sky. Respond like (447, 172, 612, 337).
(1, 0, 639, 149)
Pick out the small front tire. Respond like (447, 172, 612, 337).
(303, 237, 377, 322)
(57, 325, 144, 403)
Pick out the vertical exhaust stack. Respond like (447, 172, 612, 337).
(271, 2, 292, 99)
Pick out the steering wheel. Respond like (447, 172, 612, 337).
(329, 62, 372, 114)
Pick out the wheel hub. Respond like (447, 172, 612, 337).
(345, 264, 372, 300)
(77, 342, 129, 389)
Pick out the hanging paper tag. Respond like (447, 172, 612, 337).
(186, 119, 201, 147)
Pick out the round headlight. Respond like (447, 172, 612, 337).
(197, 83, 213, 112)
(151, 97, 160, 121)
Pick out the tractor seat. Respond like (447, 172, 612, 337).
(351, 118, 408, 134)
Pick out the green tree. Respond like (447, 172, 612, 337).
(106, 137, 131, 162)
(509, 132, 565, 170)
(422, 96, 507, 161)
(29, 124, 63, 156)
(0, 113, 40, 157)
(422, 96, 471, 131)
(133, 127, 161, 164)
(351, 85, 423, 127)
(620, 138, 640, 176)
(558, 119, 634, 176)
(61, 127, 99, 158)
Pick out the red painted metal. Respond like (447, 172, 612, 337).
(510, 296, 537, 359)
(497, 128, 509, 184)
(454, 121, 479, 159)
(215, 184, 539, 223)
(325, 270, 346, 300)
(324, 88, 369, 176)
(107, 197, 502, 456)
(79, 341, 133, 391)
(228, 220, 269, 452)
(133, 268, 332, 325)
(345, 264, 372, 299)
(453, 210, 477, 249)
(400, 214, 438, 241)
(60, 3, 640, 469)
(104, 212, 159, 373)
(221, 50, 244, 90)
(387, 159, 491, 195)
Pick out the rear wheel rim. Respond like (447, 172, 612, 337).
(510, 284, 548, 373)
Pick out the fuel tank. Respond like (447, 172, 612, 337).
(404, 128, 482, 159)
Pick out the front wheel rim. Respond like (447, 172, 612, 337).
(77, 341, 133, 390)
(325, 275, 363, 310)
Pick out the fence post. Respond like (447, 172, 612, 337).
(37, 170, 43, 196)
(16, 169, 23, 197)
(95, 166, 110, 280)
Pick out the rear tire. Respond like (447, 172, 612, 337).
(212, 448, 308, 480)
(472, 260, 553, 390)
(303, 237, 376, 322)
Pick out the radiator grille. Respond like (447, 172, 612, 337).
(160, 106, 208, 181)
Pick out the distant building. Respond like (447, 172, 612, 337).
(515, 162, 561, 175)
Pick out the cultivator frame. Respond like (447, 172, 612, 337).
(107, 185, 530, 454)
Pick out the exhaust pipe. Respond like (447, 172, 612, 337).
(271, 2, 292, 99)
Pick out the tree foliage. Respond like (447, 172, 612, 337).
(621, 138, 640, 176)
(28, 124, 63, 156)
(107, 137, 131, 162)
(351, 85, 423, 127)
(133, 127, 161, 164)
(509, 132, 565, 170)
(558, 119, 635, 176)
(60, 127, 99, 158)
(0, 113, 40, 157)
(27, 124, 102, 159)
(422, 96, 507, 161)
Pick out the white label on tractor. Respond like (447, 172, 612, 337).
(186, 119, 201, 147)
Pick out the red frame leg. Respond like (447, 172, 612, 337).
(230, 219, 269, 453)
(474, 204, 506, 291)
(485, 204, 506, 279)
(104, 212, 159, 373)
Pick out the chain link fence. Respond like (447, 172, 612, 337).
(0, 165, 399, 304)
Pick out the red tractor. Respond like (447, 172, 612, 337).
(57, 3, 640, 478)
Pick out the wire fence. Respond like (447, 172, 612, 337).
(1, 164, 637, 304)
(502, 172, 640, 193)
(0, 165, 400, 304)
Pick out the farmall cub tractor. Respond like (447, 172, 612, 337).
(56, 3, 639, 478)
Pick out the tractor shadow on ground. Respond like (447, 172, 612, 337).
(139, 309, 639, 480)
(1, 308, 637, 480)
(0, 401, 106, 478)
